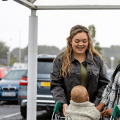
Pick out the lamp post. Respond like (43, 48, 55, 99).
(110, 56, 114, 69)
(7, 52, 9, 67)
(19, 27, 21, 63)
(9, 39, 12, 67)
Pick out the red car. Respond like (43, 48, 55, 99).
(0, 68, 10, 79)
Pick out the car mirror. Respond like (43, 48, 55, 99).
(0, 77, 2, 80)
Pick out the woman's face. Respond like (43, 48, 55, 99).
(71, 32, 88, 56)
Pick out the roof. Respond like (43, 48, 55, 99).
(37, 54, 56, 59)
(0, 67, 10, 70)
(10, 68, 27, 70)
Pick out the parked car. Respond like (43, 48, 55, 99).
(18, 54, 56, 118)
(12, 62, 27, 69)
(0, 68, 27, 102)
(0, 67, 10, 79)
(107, 69, 114, 80)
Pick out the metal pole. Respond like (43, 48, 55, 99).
(111, 60, 113, 69)
(9, 39, 11, 66)
(19, 27, 21, 63)
(13, 0, 120, 10)
(110, 57, 114, 69)
(27, 10, 38, 120)
(36, 5, 120, 10)
(7, 52, 9, 67)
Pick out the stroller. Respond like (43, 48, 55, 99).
(51, 101, 120, 120)
(51, 101, 70, 120)
(110, 105, 120, 120)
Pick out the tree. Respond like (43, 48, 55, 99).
(38, 45, 60, 55)
(0, 40, 9, 59)
(88, 25, 101, 54)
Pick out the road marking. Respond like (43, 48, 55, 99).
(0, 112, 20, 119)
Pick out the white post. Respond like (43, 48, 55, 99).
(110, 57, 114, 69)
(27, 10, 38, 120)
(19, 27, 21, 63)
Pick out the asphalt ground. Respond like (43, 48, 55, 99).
(0, 101, 52, 120)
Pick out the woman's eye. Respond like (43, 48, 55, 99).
(83, 41, 87, 43)
(75, 41, 79, 43)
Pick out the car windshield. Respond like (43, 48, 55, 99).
(37, 59, 53, 74)
(4, 70, 26, 80)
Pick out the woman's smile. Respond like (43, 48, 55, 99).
(77, 46, 85, 50)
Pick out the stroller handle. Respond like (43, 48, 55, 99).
(111, 105, 120, 118)
(53, 101, 62, 114)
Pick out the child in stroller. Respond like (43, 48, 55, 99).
(65, 85, 100, 120)
(52, 85, 120, 120)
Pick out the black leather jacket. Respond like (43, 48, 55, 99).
(50, 51, 110, 106)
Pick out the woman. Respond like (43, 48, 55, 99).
(50, 25, 109, 116)
(96, 64, 120, 119)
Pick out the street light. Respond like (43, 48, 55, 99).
(8, 39, 12, 67)
(19, 27, 21, 63)
(7, 52, 9, 67)
(110, 56, 114, 69)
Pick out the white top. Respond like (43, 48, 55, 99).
(65, 100, 100, 120)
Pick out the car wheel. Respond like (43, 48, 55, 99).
(20, 106, 27, 118)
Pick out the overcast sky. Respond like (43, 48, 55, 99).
(1, 0, 120, 51)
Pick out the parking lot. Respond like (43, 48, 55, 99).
(0, 101, 52, 120)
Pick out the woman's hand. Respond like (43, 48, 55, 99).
(101, 108, 113, 118)
(96, 103, 105, 112)
(63, 104, 68, 116)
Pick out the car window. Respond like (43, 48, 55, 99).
(37, 59, 53, 74)
(4, 70, 26, 80)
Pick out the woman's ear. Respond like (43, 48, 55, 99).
(71, 97, 72, 100)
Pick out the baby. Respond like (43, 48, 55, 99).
(65, 85, 100, 120)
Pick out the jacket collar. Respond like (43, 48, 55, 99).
(71, 50, 93, 64)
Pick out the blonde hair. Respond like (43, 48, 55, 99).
(71, 85, 89, 103)
(58, 25, 105, 77)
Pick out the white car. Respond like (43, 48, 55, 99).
(12, 63, 27, 69)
